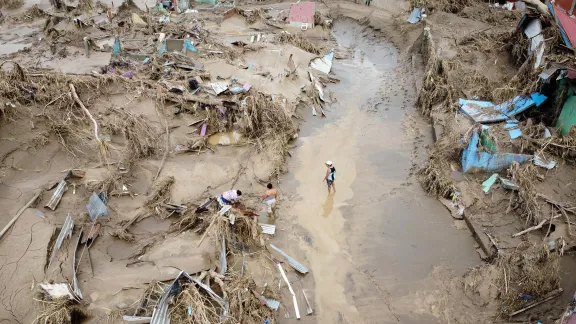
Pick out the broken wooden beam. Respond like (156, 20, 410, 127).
(0, 191, 42, 241)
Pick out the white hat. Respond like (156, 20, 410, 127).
(326, 161, 333, 166)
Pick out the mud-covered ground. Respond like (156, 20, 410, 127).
(1, 0, 576, 323)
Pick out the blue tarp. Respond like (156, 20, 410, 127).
(462, 130, 532, 173)
(112, 36, 121, 55)
(509, 128, 522, 139)
(459, 92, 547, 123)
(184, 40, 199, 53)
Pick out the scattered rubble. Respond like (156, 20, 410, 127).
(2, 0, 576, 322)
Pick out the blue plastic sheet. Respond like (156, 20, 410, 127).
(158, 42, 166, 55)
(112, 36, 121, 55)
(509, 128, 522, 139)
(459, 92, 547, 123)
(407, 8, 422, 24)
(462, 131, 532, 173)
(184, 39, 199, 53)
(87, 192, 108, 222)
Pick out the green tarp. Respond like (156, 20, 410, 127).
(557, 88, 576, 136)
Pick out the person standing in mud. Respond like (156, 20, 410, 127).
(365, 0, 371, 6)
(323, 161, 336, 194)
(262, 183, 278, 217)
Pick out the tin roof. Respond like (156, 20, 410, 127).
(552, 3, 576, 48)
(288, 2, 315, 24)
(555, 0, 575, 13)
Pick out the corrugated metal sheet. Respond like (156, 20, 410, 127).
(151, 271, 229, 324)
(288, 2, 314, 24)
(459, 93, 546, 124)
(45, 180, 67, 210)
(555, 0, 576, 14)
(259, 224, 276, 235)
(87, 192, 108, 221)
(122, 316, 152, 323)
(269, 244, 309, 274)
(554, 3, 576, 47)
(48, 214, 74, 268)
(72, 227, 83, 299)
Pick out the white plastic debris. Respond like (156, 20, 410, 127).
(534, 156, 557, 169)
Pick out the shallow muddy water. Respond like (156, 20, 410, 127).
(276, 19, 480, 323)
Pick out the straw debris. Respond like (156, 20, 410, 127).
(0, 0, 23, 9)
(211, 212, 264, 251)
(237, 8, 267, 24)
(169, 270, 278, 324)
(416, 29, 455, 116)
(33, 290, 88, 324)
(497, 242, 561, 316)
(103, 108, 162, 160)
(524, 128, 576, 163)
(110, 176, 175, 240)
(277, 32, 322, 55)
(410, 0, 471, 13)
(508, 162, 541, 226)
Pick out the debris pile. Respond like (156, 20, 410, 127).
(0, 0, 332, 321)
(497, 243, 561, 317)
(411, 0, 576, 319)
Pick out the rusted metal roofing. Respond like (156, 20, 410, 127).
(288, 2, 315, 24)
(555, 0, 576, 13)
(555, 6, 576, 47)
(550, 1, 576, 48)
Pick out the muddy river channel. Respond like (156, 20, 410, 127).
(272, 19, 481, 324)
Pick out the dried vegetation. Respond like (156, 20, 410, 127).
(33, 291, 88, 324)
(277, 32, 322, 55)
(497, 243, 561, 316)
(410, 0, 471, 13)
